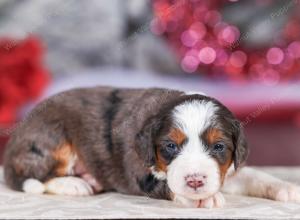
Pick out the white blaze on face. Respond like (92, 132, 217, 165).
(167, 100, 221, 200)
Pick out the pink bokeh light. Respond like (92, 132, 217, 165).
(266, 47, 284, 65)
(198, 47, 217, 64)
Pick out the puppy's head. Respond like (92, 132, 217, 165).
(136, 94, 248, 200)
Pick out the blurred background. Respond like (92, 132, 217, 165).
(0, 0, 300, 165)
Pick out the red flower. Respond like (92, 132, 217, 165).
(0, 36, 50, 128)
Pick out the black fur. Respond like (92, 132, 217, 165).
(159, 145, 178, 165)
(232, 120, 249, 169)
(135, 116, 163, 167)
(103, 89, 122, 153)
(137, 173, 159, 193)
(29, 143, 43, 157)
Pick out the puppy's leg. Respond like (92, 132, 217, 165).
(4, 125, 101, 196)
(22, 177, 94, 196)
(41, 163, 103, 196)
(222, 167, 300, 202)
(44, 177, 93, 196)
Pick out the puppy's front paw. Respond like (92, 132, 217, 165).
(272, 183, 300, 203)
(173, 195, 199, 208)
(45, 177, 93, 196)
(173, 192, 225, 208)
(198, 192, 225, 208)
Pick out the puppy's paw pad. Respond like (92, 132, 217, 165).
(45, 177, 93, 196)
(198, 192, 225, 208)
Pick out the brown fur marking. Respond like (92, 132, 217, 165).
(156, 150, 168, 172)
(168, 128, 186, 145)
(219, 159, 233, 185)
(13, 160, 23, 176)
(155, 128, 186, 173)
(52, 143, 76, 176)
(206, 128, 224, 145)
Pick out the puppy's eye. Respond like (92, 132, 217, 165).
(213, 143, 225, 152)
(160, 141, 179, 162)
(166, 142, 178, 150)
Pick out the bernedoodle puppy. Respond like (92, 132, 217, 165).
(4, 87, 300, 208)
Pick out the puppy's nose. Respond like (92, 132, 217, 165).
(185, 174, 206, 190)
(186, 179, 204, 189)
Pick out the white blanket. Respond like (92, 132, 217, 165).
(0, 167, 300, 219)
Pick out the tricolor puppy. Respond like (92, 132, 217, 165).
(4, 87, 300, 208)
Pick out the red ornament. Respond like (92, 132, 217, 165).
(0, 36, 50, 128)
(151, 0, 300, 84)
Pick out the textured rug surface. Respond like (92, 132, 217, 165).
(0, 167, 300, 219)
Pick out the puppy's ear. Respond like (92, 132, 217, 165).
(135, 116, 162, 167)
(232, 120, 249, 170)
